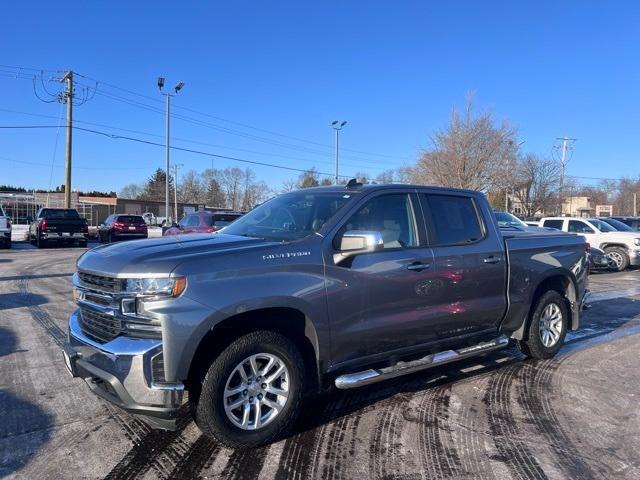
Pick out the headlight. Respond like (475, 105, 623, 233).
(634, 238, 640, 246)
(123, 276, 187, 298)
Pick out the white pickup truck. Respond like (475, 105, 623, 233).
(539, 216, 640, 271)
(0, 206, 11, 249)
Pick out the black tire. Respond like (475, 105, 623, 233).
(36, 231, 46, 249)
(518, 290, 568, 359)
(604, 247, 629, 272)
(5, 240, 11, 249)
(78, 240, 88, 248)
(193, 330, 305, 449)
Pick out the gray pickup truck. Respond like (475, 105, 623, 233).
(63, 183, 588, 448)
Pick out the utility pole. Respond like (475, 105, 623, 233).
(556, 136, 576, 215)
(331, 121, 347, 184)
(61, 71, 73, 208)
(634, 193, 637, 217)
(158, 77, 185, 223)
(173, 163, 183, 221)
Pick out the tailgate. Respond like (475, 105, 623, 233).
(43, 218, 86, 233)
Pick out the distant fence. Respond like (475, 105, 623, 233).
(0, 192, 117, 226)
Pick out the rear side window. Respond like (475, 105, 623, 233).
(186, 215, 201, 227)
(542, 219, 564, 230)
(41, 209, 80, 219)
(424, 194, 483, 245)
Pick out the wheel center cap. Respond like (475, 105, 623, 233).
(248, 383, 260, 395)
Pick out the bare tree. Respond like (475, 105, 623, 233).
(119, 183, 143, 199)
(177, 170, 204, 204)
(410, 95, 518, 191)
(297, 168, 320, 189)
(374, 170, 395, 184)
(511, 154, 560, 217)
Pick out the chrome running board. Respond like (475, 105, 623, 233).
(334, 335, 510, 389)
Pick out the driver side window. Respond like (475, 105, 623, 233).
(335, 194, 418, 249)
(568, 220, 594, 234)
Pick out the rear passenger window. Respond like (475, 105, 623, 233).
(424, 194, 483, 245)
(542, 219, 564, 230)
(568, 220, 594, 234)
(186, 215, 200, 227)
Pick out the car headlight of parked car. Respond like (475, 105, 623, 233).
(634, 238, 640, 246)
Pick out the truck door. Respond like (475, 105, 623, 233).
(324, 191, 437, 367)
(418, 193, 508, 338)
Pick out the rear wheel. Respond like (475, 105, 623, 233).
(605, 247, 629, 272)
(107, 231, 113, 243)
(518, 290, 568, 359)
(36, 231, 46, 249)
(193, 331, 305, 448)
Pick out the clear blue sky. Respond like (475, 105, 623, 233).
(2, 1, 639, 193)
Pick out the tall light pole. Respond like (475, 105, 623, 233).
(556, 136, 576, 215)
(331, 120, 347, 184)
(158, 77, 185, 223)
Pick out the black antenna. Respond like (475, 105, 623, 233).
(346, 178, 362, 189)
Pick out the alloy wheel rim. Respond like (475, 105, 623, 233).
(223, 353, 290, 430)
(606, 252, 623, 269)
(539, 302, 563, 348)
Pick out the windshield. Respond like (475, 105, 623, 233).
(221, 191, 355, 241)
(602, 218, 633, 232)
(494, 211, 527, 228)
(588, 218, 616, 232)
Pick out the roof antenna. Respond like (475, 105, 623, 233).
(346, 178, 362, 189)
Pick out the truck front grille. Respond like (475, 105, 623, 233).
(79, 306, 122, 343)
(78, 272, 122, 293)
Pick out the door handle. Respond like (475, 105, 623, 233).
(407, 262, 431, 271)
(483, 256, 501, 264)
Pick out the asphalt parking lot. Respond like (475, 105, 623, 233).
(2, 242, 640, 479)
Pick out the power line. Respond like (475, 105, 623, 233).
(1, 66, 409, 167)
(0, 108, 387, 170)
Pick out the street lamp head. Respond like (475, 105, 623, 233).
(341, 121, 347, 127)
(157, 77, 165, 90)
(175, 81, 185, 93)
(331, 120, 339, 126)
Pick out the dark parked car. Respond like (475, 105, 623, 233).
(607, 216, 640, 232)
(98, 214, 148, 243)
(163, 211, 243, 236)
(588, 245, 611, 271)
(65, 183, 588, 448)
(28, 208, 88, 248)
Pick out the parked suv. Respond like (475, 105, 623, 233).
(64, 184, 587, 448)
(98, 214, 148, 243)
(163, 211, 243, 236)
(539, 216, 640, 271)
(0, 206, 11, 249)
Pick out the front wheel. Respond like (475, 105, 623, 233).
(518, 290, 568, 359)
(605, 247, 629, 272)
(193, 331, 305, 449)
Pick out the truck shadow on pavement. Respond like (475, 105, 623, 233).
(0, 326, 53, 478)
(0, 292, 48, 310)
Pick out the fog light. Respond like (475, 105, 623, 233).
(151, 352, 168, 385)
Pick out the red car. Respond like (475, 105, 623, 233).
(163, 211, 243, 236)
(98, 214, 148, 243)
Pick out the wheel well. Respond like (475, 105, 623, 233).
(529, 274, 577, 332)
(601, 243, 629, 252)
(186, 307, 320, 395)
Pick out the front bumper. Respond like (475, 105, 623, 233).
(629, 249, 640, 266)
(64, 309, 184, 429)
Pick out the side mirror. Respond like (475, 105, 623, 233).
(334, 230, 384, 264)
